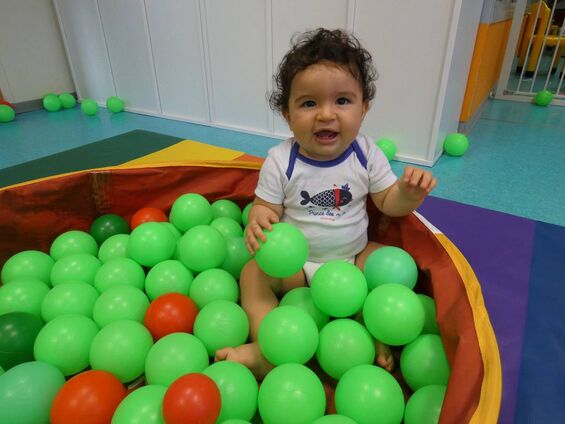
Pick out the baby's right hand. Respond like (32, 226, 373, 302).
(245, 205, 280, 254)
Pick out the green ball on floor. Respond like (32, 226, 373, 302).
(43, 94, 61, 112)
(534, 89, 553, 106)
(58, 92, 76, 109)
(443, 133, 469, 157)
(81, 99, 98, 116)
(106, 96, 125, 113)
(376, 138, 397, 161)
(0, 105, 15, 123)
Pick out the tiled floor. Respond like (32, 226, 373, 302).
(1, 98, 564, 226)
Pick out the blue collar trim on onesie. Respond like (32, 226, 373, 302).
(285, 139, 367, 180)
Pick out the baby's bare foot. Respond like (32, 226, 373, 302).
(375, 341, 395, 372)
(215, 342, 274, 380)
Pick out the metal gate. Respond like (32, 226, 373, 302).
(496, 0, 565, 105)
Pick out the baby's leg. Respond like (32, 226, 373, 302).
(356, 241, 395, 372)
(375, 341, 395, 372)
(215, 259, 305, 379)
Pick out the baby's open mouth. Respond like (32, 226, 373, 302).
(315, 130, 338, 142)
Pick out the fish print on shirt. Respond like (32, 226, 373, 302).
(300, 184, 352, 213)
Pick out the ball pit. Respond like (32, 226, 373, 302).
(0, 164, 500, 423)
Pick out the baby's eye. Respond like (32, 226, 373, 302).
(336, 97, 351, 105)
(301, 100, 316, 108)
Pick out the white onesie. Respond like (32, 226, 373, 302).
(255, 134, 396, 266)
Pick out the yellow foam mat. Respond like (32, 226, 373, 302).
(121, 139, 245, 166)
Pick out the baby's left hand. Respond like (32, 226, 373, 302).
(398, 166, 437, 201)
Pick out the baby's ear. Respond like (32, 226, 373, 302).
(362, 101, 369, 118)
(282, 109, 290, 123)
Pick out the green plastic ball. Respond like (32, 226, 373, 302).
(310, 260, 368, 318)
(363, 246, 418, 290)
(92, 285, 149, 327)
(418, 294, 440, 335)
(34, 314, 99, 376)
(0, 312, 44, 370)
(335, 364, 405, 424)
(0, 278, 50, 317)
(258, 305, 319, 365)
(203, 360, 259, 422)
(144, 332, 208, 386)
(376, 138, 397, 161)
(161, 222, 182, 240)
(145, 259, 194, 300)
(93, 257, 145, 293)
(41, 281, 100, 321)
(58, 92, 76, 109)
(127, 221, 176, 267)
(316, 319, 375, 379)
(89, 320, 153, 383)
(255, 222, 308, 278)
(81, 98, 98, 115)
(211, 199, 243, 224)
(43, 94, 62, 112)
(363, 283, 424, 346)
(169, 193, 213, 231)
(0, 104, 15, 123)
(106, 96, 125, 113)
(279, 287, 329, 330)
(1, 250, 54, 285)
(443, 133, 469, 157)
(241, 202, 253, 227)
(534, 89, 553, 106)
(0, 361, 65, 424)
(220, 236, 252, 279)
(50, 230, 98, 261)
(193, 300, 249, 356)
(404, 385, 446, 424)
(189, 268, 239, 309)
(400, 334, 450, 390)
(111, 385, 167, 424)
(258, 363, 326, 424)
(210, 217, 244, 238)
(50, 253, 101, 286)
(178, 225, 227, 272)
(98, 233, 130, 263)
(90, 214, 130, 244)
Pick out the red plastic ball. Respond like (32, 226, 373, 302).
(130, 207, 168, 229)
(50, 370, 127, 424)
(144, 293, 198, 340)
(162, 373, 221, 424)
(0, 100, 14, 109)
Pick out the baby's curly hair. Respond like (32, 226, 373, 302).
(269, 28, 377, 113)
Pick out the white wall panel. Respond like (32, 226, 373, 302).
(54, 0, 113, 102)
(98, 0, 159, 113)
(51, 0, 477, 165)
(145, 0, 208, 121)
(271, 0, 352, 135)
(204, 0, 270, 132)
(0, 0, 74, 102)
(355, 0, 453, 164)
(437, 0, 482, 162)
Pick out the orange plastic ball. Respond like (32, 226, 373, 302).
(144, 293, 198, 340)
(130, 207, 168, 229)
(162, 373, 221, 424)
(50, 370, 127, 424)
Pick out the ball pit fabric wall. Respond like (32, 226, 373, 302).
(0, 160, 501, 423)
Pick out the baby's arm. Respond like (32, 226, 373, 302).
(245, 197, 284, 254)
(370, 166, 437, 217)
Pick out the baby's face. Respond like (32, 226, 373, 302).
(283, 62, 368, 161)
